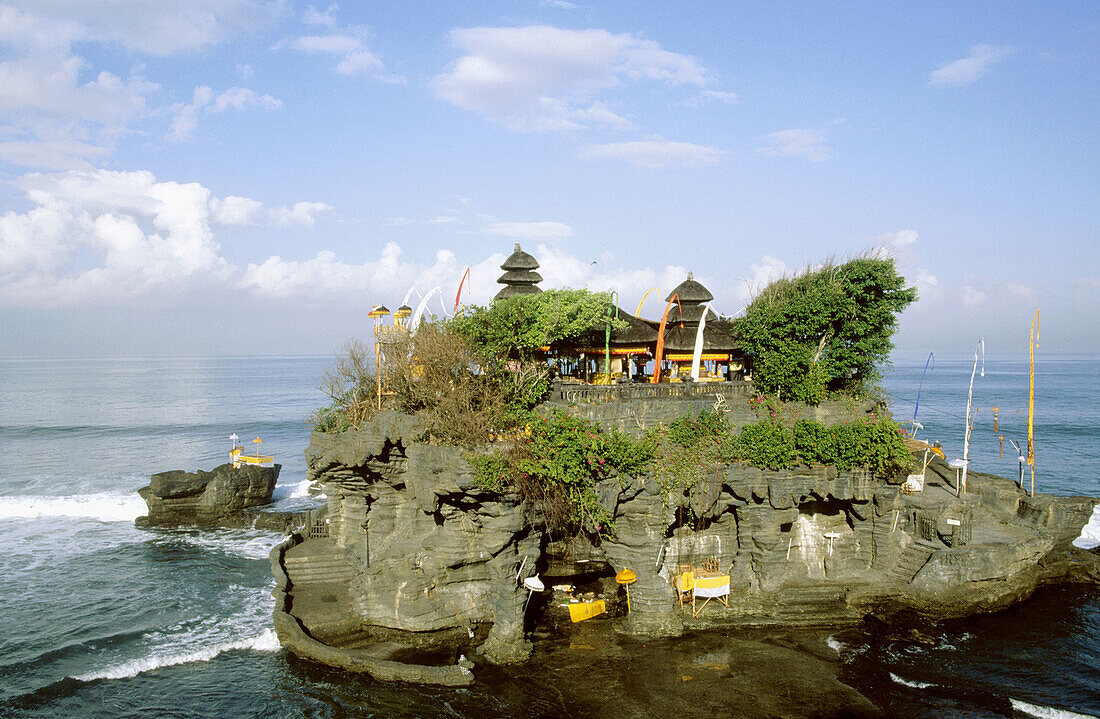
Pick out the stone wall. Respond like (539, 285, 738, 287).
(546, 384, 883, 434)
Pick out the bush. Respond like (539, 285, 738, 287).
(792, 419, 828, 463)
(736, 255, 917, 403)
(666, 409, 730, 448)
(310, 339, 378, 433)
(733, 421, 797, 469)
(468, 410, 655, 540)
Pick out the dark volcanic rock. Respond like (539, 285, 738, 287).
(136, 462, 281, 528)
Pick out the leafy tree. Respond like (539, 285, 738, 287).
(449, 289, 625, 360)
(449, 289, 626, 414)
(735, 255, 916, 402)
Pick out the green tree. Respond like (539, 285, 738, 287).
(735, 255, 916, 402)
(450, 289, 624, 359)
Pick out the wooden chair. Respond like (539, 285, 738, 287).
(673, 571, 694, 610)
(692, 574, 731, 617)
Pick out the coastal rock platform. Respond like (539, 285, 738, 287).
(272, 408, 1100, 690)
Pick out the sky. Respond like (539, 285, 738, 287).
(0, 1, 1096, 359)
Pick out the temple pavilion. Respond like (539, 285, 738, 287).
(492, 247, 743, 383)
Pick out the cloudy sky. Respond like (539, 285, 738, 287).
(0, 1, 1096, 358)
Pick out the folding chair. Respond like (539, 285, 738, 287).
(692, 574, 730, 617)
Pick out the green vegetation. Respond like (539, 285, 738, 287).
(312, 262, 916, 541)
(468, 411, 654, 540)
(735, 254, 917, 403)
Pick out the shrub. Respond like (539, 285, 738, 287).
(733, 421, 797, 469)
(735, 254, 917, 403)
(310, 339, 378, 433)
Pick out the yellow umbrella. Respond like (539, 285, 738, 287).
(615, 568, 637, 612)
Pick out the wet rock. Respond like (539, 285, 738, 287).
(136, 462, 280, 528)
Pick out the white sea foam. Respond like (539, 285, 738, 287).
(1010, 698, 1098, 719)
(155, 529, 283, 561)
(888, 672, 936, 689)
(74, 628, 280, 681)
(0, 492, 146, 522)
(1071, 504, 1100, 550)
(826, 635, 845, 655)
(272, 478, 315, 501)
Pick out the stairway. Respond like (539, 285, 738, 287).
(886, 541, 936, 585)
(282, 538, 355, 585)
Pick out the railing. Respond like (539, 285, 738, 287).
(915, 510, 971, 547)
(553, 380, 754, 405)
(304, 507, 330, 539)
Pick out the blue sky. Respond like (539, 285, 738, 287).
(0, 1, 1096, 358)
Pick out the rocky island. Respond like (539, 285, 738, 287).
(267, 250, 1100, 694)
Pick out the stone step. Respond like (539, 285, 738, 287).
(886, 544, 935, 584)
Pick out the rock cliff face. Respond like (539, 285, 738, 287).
(136, 463, 282, 528)
(277, 407, 1099, 682)
(292, 411, 539, 667)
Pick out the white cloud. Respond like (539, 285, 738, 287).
(0, 3, 283, 169)
(432, 25, 707, 131)
(210, 195, 264, 226)
(279, 7, 397, 80)
(7, 0, 288, 56)
(961, 285, 986, 308)
(486, 222, 576, 242)
(757, 128, 831, 162)
(686, 89, 738, 107)
(578, 140, 722, 168)
(236, 64, 255, 80)
(0, 169, 228, 306)
(268, 201, 334, 227)
(165, 85, 282, 142)
(0, 169, 339, 307)
(302, 4, 338, 28)
(929, 45, 1013, 87)
(541, 0, 579, 8)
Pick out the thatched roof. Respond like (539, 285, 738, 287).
(500, 243, 539, 271)
(666, 272, 713, 304)
(494, 243, 543, 300)
(550, 308, 658, 352)
(659, 318, 742, 354)
(497, 269, 544, 285)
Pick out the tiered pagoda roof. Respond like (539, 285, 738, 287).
(494, 244, 543, 300)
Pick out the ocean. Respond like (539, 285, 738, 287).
(0, 354, 1096, 718)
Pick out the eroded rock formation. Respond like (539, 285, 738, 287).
(275, 405, 1100, 684)
(136, 463, 286, 528)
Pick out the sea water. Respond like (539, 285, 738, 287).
(0, 354, 1096, 718)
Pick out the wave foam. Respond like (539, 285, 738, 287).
(74, 629, 280, 681)
(826, 635, 845, 655)
(1071, 504, 1100, 550)
(272, 478, 314, 501)
(889, 672, 936, 689)
(159, 529, 283, 560)
(0, 492, 146, 522)
(1010, 698, 1098, 719)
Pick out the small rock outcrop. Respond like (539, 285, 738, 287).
(136, 462, 281, 528)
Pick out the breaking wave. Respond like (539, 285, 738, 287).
(73, 629, 279, 681)
(0, 492, 146, 522)
(1071, 504, 1100, 550)
(1010, 698, 1098, 719)
(888, 672, 937, 689)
